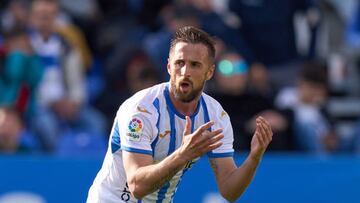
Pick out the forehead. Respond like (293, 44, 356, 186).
(170, 42, 209, 62)
(32, 1, 58, 13)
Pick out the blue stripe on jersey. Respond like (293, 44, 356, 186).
(207, 152, 234, 158)
(171, 172, 184, 200)
(200, 96, 211, 131)
(151, 98, 161, 157)
(156, 182, 170, 203)
(167, 106, 176, 155)
(137, 199, 142, 203)
(190, 116, 195, 133)
(201, 96, 222, 158)
(120, 146, 152, 155)
(111, 120, 121, 153)
(164, 87, 177, 155)
(40, 55, 60, 68)
(171, 118, 197, 200)
(164, 86, 184, 119)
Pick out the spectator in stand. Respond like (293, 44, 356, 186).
(96, 50, 161, 133)
(0, 27, 43, 154)
(275, 61, 338, 154)
(28, 0, 106, 152)
(1, 0, 30, 33)
(0, 27, 43, 117)
(143, 4, 199, 80)
(0, 107, 39, 153)
(210, 50, 294, 151)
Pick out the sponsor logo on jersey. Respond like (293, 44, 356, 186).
(127, 117, 143, 141)
(220, 110, 227, 119)
(159, 130, 171, 138)
(137, 106, 152, 115)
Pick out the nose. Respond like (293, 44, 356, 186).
(180, 63, 190, 77)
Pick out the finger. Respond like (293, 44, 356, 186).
(256, 116, 262, 124)
(193, 120, 215, 136)
(257, 117, 273, 136)
(259, 116, 270, 126)
(183, 116, 192, 136)
(191, 128, 223, 149)
(256, 132, 265, 147)
(259, 122, 272, 144)
(198, 133, 224, 149)
(258, 121, 270, 145)
(259, 122, 270, 144)
(197, 128, 223, 142)
(258, 117, 271, 131)
(208, 141, 223, 151)
(259, 118, 273, 141)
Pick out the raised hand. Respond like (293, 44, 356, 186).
(250, 116, 273, 161)
(178, 116, 224, 160)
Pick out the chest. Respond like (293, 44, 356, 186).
(152, 108, 206, 161)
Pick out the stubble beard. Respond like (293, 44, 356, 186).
(170, 79, 204, 103)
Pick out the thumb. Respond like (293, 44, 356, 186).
(183, 116, 192, 136)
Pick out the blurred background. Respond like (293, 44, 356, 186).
(0, 0, 360, 202)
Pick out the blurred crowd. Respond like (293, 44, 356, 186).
(1, 0, 360, 156)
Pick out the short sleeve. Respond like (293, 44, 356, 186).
(207, 109, 234, 158)
(118, 112, 154, 156)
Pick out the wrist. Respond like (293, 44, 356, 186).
(249, 151, 263, 163)
(173, 148, 191, 166)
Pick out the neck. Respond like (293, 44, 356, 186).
(168, 86, 200, 116)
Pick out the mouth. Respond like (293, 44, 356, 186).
(179, 80, 191, 92)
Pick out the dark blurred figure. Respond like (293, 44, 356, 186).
(210, 51, 294, 151)
(229, 0, 320, 89)
(143, 4, 199, 80)
(0, 107, 39, 153)
(96, 50, 161, 133)
(276, 61, 338, 154)
(1, 0, 30, 33)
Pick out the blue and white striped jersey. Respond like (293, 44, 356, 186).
(87, 82, 234, 203)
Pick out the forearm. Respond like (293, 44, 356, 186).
(127, 150, 188, 199)
(218, 155, 261, 202)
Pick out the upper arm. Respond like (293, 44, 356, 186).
(122, 151, 154, 180)
(207, 103, 234, 158)
(209, 157, 237, 186)
(118, 110, 155, 156)
(117, 106, 156, 180)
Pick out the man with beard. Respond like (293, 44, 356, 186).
(87, 26, 273, 203)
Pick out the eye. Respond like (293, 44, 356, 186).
(191, 61, 201, 68)
(175, 60, 185, 67)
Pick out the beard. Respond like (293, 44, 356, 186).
(170, 78, 205, 103)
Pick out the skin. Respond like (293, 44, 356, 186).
(30, 0, 58, 40)
(123, 42, 273, 201)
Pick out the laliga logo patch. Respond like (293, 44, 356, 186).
(127, 117, 143, 141)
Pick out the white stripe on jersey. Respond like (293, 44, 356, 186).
(87, 82, 234, 203)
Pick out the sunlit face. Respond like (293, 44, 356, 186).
(30, 1, 58, 35)
(167, 42, 214, 103)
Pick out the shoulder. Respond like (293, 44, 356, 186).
(201, 92, 229, 121)
(117, 83, 166, 120)
(201, 92, 225, 112)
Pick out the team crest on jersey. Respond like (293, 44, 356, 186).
(127, 117, 143, 141)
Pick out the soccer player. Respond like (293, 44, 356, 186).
(87, 26, 273, 203)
